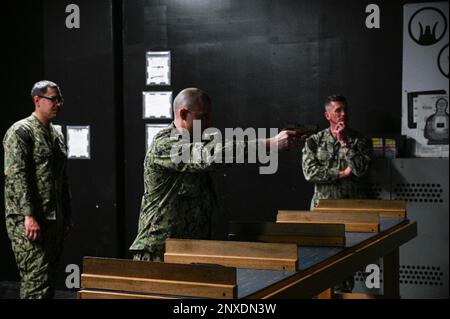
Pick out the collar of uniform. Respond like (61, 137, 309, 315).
(29, 112, 53, 137)
(325, 127, 339, 145)
(29, 113, 43, 129)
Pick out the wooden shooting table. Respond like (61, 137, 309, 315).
(245, 217, 416, 298)
(78, 200, 417, 299)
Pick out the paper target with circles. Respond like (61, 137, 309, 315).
(402, 2, 449, 157)
(408, 7, 447, 46)
(438, 44, 449, 78)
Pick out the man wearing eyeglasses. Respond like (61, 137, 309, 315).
(130, 88, 305, 262)
(3, 80, 72, 299)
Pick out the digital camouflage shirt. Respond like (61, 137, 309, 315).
(302, 127, 371, 209)
(3, 113, 71, 223)
(129, 123, 257, 255)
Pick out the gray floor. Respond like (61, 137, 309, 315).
(0, 281, 76, 299)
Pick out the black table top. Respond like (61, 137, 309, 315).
(237, 217, 406, 298)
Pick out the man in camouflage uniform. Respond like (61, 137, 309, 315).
(130, 88, 303, 261)
(3, 80, 72, 298)
(302, 94, 371, 209)
(302, 94, 371, 293)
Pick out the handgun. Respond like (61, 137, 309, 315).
(283, 123, 319, 136)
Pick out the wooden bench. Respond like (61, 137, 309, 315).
(78, 256, 237, 299)
(228, 221, 346, 246)
(313, 199, 406, 218)
(164, 238, 298, 271)
(277, 210, 380, 232)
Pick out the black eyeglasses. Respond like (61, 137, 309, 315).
(38, 95, 64, 104)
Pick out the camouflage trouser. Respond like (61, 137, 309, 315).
(132, 246, 164, 262)
(306, 205, 355, 293)
(5, 215, 64, 299)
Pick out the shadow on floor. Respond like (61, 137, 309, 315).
(0, 281, 76, 299)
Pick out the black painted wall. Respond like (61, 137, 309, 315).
(0, 0, 120, 287)
(0, 1, 45, 281)
(122, 0, 407, 251)
(42, 0, 120, 282)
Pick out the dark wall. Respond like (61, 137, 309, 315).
(42, 0, 120, 281)
(0, 0, 45, 281)
(122, 0, 406, 250)
(1, 0, 122, 286)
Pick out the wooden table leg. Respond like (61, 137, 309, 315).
(383, 248, 400, 298)
(317, 288, 334, 299)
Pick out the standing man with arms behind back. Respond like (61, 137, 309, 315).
(3, 80, 72, 298)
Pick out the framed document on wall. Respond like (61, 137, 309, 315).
(146, 51, 171, 86)
(145, 124, 167, 152)
(67, 125, 91, 159)
(143, 91, 172, 119)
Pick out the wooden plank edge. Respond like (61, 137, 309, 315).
(313, 207, 406, 218)
(78, 290, 175, 299)
(164, 253, 298, 271)
(81, 274, 237, 299)
(228, 234, 346, 247)
(275, 220, 380, 233)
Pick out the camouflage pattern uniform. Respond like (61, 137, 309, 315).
(3, 113, 71, 299)
(302, 127, 371, 293)
(302, 127, 371, 210)
(130, 123, 254, 261)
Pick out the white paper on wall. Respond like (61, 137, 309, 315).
(146, 124, 167, 152)
(143, 91, 172, 119)
(146, 51, 171, 86)
(414, 95, 449, 157)
(67, 126, 90, 159)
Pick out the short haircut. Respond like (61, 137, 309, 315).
(324, 94, 347, 111)
(173, 88, 211, 116)
(30, 80, 60, 99)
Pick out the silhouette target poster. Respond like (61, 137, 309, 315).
(402, 1, 449, 157)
